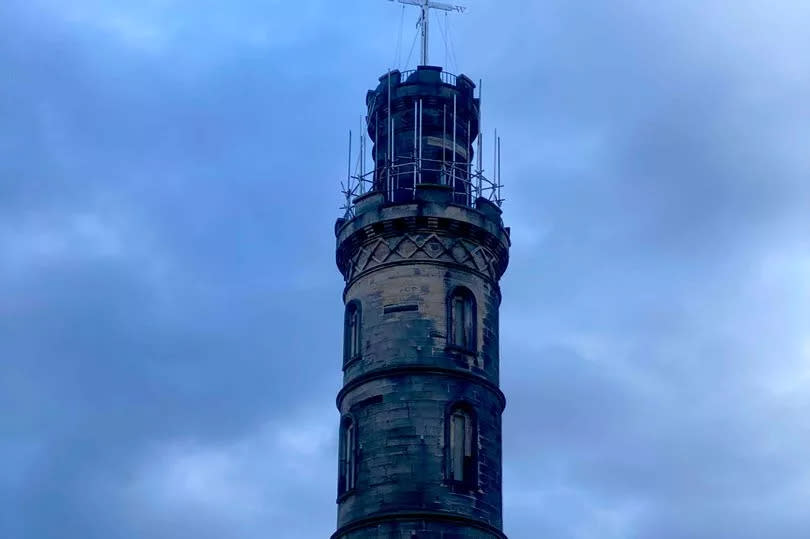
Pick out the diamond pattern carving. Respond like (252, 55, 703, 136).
(369, 239, 391, 263)
(425, 238, 444, 258)
(346, 232, 499, 283)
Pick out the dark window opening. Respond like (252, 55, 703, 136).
(448, 287, 476, 352)
(338, 417, 356, 495)
(384, 303, 419, 314)
(446, 405, 477, 488)
(344, 301, 361, 364)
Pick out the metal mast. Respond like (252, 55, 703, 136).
(389, 0, 466, 66)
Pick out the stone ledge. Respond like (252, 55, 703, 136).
(414, 183, 453, 204)
(336, 365, 506, 413)
(332, 510, 507, 539)
(336, 213, 510, 286)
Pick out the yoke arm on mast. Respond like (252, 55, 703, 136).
(391, 0, 465, 13)
(388, 0, 466, 66)
(426, 1, 465, 12)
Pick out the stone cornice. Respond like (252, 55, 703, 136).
(336, 364, 506, 413)
(336, 204, 510, 287)
(331, 510, 507, 539)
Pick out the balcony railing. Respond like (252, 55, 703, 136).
(341, 156, 502, 219)
(399, 69, 458, 86)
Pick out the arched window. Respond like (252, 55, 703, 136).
(448, 287, 476, 351)
(446, 404, 477, 486)
(338, 416, 356, 495)
(344, 301, 361, 364)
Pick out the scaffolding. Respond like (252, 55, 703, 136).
(341, 69, 503, 219)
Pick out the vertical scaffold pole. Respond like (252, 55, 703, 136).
(493, 128, 497, 199)
(452, 93, 457, 187)
(442, 103, 447, 184)
(418, 98, 423, 190)
(498, 135, 502, 204)
(413, 100, 418, 193)
(360, 119, 365, 193)
(347, 129, 352, 208)
(477, 79, 483, 198)
(387, 71, 393, 200)
(466, 119, 471, 204)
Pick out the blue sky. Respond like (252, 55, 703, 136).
(1, 1, 809, 537)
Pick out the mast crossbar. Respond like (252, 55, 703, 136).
(388, 0, 466, 66)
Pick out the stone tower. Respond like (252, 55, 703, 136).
(333, 66, 510, 538)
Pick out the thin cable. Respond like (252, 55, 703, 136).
(445, 12, 460, 73)
(394, 5, 405, 69)
(438, 13, 451, 70)
(403, 24, 420, 70)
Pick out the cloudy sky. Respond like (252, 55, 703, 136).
(2, 0, 809, 537)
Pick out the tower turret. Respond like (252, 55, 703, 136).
(333, 61, 509, 539)
(365, 67, 480, 205)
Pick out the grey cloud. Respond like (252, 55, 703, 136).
(2, 0, 808, 538)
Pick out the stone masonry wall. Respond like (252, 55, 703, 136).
(334, 196, 509, 539)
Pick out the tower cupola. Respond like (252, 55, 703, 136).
(366, 66, 480, 205)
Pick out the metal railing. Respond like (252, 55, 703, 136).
(342, 69, 500, 219)
(398, 69, 458, 86)
(341, 156, 502, 219)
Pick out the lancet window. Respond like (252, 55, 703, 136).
(446, 404, 477, 487)
(338, 416, 356, 495)
(344, 301, 362, 364)
(448, 287, 476, 351)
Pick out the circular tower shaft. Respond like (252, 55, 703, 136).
(334, 66, 510, 539)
